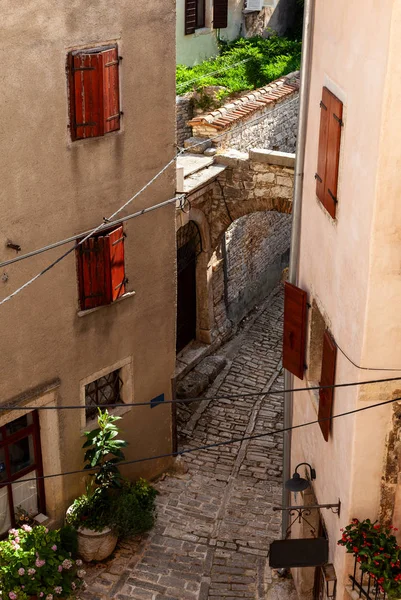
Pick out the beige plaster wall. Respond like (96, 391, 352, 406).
(290, 1, 396, 598)
(176, 0, 244, 66)
(0, 0, 177, 521)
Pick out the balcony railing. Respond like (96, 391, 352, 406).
(349, 556, 387, 599)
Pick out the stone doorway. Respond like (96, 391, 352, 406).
(176, 221, 202, 353)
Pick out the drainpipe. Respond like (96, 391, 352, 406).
(282, 0, 315, 539)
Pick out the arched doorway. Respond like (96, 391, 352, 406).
(176, 221, 202, 353)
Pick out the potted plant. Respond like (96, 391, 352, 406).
(66, 409, 158, 562)
(0, 524, 86, 599)
(338, 518, 401, 598)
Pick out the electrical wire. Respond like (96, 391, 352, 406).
(1, 375, 401, 412)
(334, 339, 401, 372)
(0, 391, 399, 487)
(0, 95, 298, 274)
(176, 58, 252, 90)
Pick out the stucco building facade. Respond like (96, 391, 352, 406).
(0, 1, 177, 535)
(282, 1, 401, 599)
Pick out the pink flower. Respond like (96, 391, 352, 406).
(8, 528, 18, 536)
(14, 537, 20, 544)
(76, 559, 83, 566)
(46, 595, 53, 600)
(22, 524, 32, 532)
(40, 594, 44, 598)
(28, 568, 36, 576)
(18, 567, 25, 576)
(54, 587, 62, 595)
(71, 583, 76, 590)
(9, 594, 17, 600)
(62, 559, 72, 570)
(35, 558, 46, 568)
(51, 545, 57, 551)
(58, 565, 63, 572)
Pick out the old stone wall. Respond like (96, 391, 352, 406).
(215, 93, 299, 153)
(188, 73, 300, 153)
(176, 94, 194, 147)
(225, 212, 291, 323)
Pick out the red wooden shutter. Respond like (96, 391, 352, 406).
(214, 0, 228, 28)
(105, 226, 126, 302)
(78, 237, 107, 310)
(185, 0, 197, 34)
(101, 47, 120, 134)
(70, 52, 104, 140)
(283, 282, 308, 380)
(315, 87, 343, 219)
(318, 330, 337, 442)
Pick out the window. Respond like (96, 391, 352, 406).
(185, 0, 207, 33)
(68, 45, 120, 141)
(315, 87, 343, 219)
(85, 370, 123, 420)
(0, 412, 45, 538)
(76, 225, 126, 311)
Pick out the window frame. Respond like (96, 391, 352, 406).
(85, 370, 123, 421)
(0, 412, 45, 538)
(196, 0, 206, 28)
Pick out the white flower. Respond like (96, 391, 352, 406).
(78, 569, 86, 578)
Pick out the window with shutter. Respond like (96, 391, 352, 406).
(68, 45, 120, 141)
(315, 87, 343, 219)
(283, 282, 308, 380)
(214, 0, 229, 28)
(77, 225, 126, 311)
(318, 330, 337, 442)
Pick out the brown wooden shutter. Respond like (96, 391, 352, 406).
(283, 282, 308, 380)
(105, 226, 126, 302)
(185, 0, 197, 34)
(315, 87, 343, 219)
(214, 0, 228, 28)
(101, 47, 120, 134)
(78, 237, 107, 310)
(318, 330, 337, 442)
(70, 52, 104, 141)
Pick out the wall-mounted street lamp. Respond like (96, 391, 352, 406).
(285, 462, 316, 492)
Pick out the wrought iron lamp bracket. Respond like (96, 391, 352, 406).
(273, 502, 341, 538)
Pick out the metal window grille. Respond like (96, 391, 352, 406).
(85, 370, 123, 420)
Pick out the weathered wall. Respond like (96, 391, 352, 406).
(225, 211, 291, 323)
(0, 0, 177, 525)
(189, 73, 300, 152)
(177, 94, 194, 147)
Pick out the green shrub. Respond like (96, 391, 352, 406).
(59, 525, 79, 558)
(109, 479, 158, 539)
(176, 36, 302, 98)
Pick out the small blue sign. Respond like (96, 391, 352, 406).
(150, 393, 165, 409)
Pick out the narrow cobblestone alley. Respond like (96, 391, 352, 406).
(81, 283, 298, 600)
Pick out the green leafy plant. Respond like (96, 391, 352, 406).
(83, 409, 128, 489)
(67, 410, 157, 538)
(0, 525, 86, 599)
(176, 36, 302, 100)
(338, 518, 401, 597)
(109, 479, 158, 539)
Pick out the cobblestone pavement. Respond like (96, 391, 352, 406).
(81, 283, 298, 600)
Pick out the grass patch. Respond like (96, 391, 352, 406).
(176, 36, 302, 101)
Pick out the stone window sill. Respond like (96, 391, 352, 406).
(194, 27, 213, 37)
(77, 291, 136, 317)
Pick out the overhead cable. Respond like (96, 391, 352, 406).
(0, 391, 399, 487)
(1, 374, 401, 412)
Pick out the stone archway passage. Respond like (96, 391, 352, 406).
(176, 221, 202, 353)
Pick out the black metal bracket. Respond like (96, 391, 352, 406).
(333, 113, 344, 126)
(6, 241, 21, 253)
(328, 189, 338, 204)
(273, 502, 341, 538)
(314, 173, 322, 183)
(320, 101, 327, 110)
